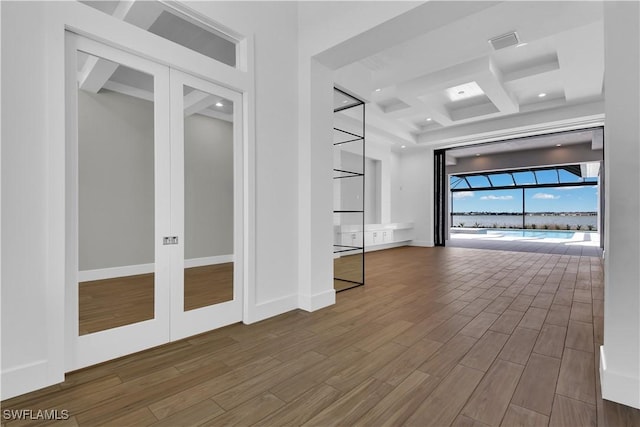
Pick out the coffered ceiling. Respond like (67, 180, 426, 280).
(333, 1, 605, 150)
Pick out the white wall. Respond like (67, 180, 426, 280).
(1, 1, 54, 399)
(336, 151, 378, 224)
(390, 151, 403, 222)
(364, 141, 393, 224)
(184, 113, 234, 260)
(184, 1, 301, 314)
(600, 0, 640, 409)
(78, 90, 155, 270)
(396, 149, 434, 247)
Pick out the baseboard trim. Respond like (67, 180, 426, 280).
(364, 241, 410, 252)
(78, 263, 155, 282)
(600, 345, 640, 409)
(246, 294, 298, 324)
(79, 255, 234, 282)
(410, 240, 434, 247)
(1, 360, 59, 400)
(184, 255, 234, 268)
(299, 289, 336, 312)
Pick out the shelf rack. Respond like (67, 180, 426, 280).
(333, 87, 365, 292)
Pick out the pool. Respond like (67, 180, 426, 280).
(483, 229, 576, 239)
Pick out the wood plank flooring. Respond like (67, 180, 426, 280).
(334, 253, 364, 291)
(4, 246, 640, 426)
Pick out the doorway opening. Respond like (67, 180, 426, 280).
(435, 128, 604, 256)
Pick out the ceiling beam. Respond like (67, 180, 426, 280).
(555, 21, 604, 102)
(418, 100, 604, 147)
(184, 91, 219, 116)
(477, 60, 519, 115)
(196, 108, 233, 123)
(315, 1, 500, 70)
(78, 1, 163, 93)
(102, 81, 153, 102)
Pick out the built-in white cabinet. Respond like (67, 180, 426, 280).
(335, 223, 414, 253)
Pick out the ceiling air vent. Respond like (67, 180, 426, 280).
(488, 32, 520, 50)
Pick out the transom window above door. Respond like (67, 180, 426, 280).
(79, 0, 238, 67)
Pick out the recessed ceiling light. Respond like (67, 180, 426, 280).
(475, 153, 480, 157)
(342, 100, 349, 104)
(375, 88, 381, 92)
(446, 82, 484, 102)
(401, 145, 406, 149)
(538, 93, 547, 98)
(215, 102, 223, 107)
(556, 143, 562, 147)
(426, 117, 432, 121)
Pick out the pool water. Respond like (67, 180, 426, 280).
(484, 229, 576, 239)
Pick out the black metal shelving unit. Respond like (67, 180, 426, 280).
(333, 87, 365, 292)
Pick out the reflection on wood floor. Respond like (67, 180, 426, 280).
(334, 253, 364, 291)
(184, 263, 233, 311)
(79, 263, 233, 335)
(79, 273, 155, 335)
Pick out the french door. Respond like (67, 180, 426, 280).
(66, 33, 243, 370)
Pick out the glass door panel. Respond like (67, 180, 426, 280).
(183, 85, 235, 311)
(67, 33, 171, 370)
(170, 70, 243, 341)
(77, 52, 157, 335)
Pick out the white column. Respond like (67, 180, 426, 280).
(297, 58, 336, 311)
(600, 0, 640, 409)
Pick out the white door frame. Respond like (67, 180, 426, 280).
(63, 19, 252, 370)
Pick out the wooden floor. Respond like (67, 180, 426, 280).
(334, 253, 364, 291)
(5, 247, 640, 426)
(79, 264, 233, 335)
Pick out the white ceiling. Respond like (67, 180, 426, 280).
(333, 1, 605, 152)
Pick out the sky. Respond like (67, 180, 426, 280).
(451, 186, 599, 213)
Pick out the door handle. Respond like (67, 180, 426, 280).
(163, 236, 179, 245)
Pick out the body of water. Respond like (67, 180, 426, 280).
(483, 229, 576, 239)
(451, 214, 597, 230)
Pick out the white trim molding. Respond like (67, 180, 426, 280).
(1, 360, 50, 400)
(246, 294, 298, 324)
(365, 241, 411, 252)
(78, 263, 155, 282)
(410, 240, 434, 247)
(79, 255, 234, 282)
(299, 289, 336, 312)
(184, 255, 234, 268)
(600, 346, 640, 409)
